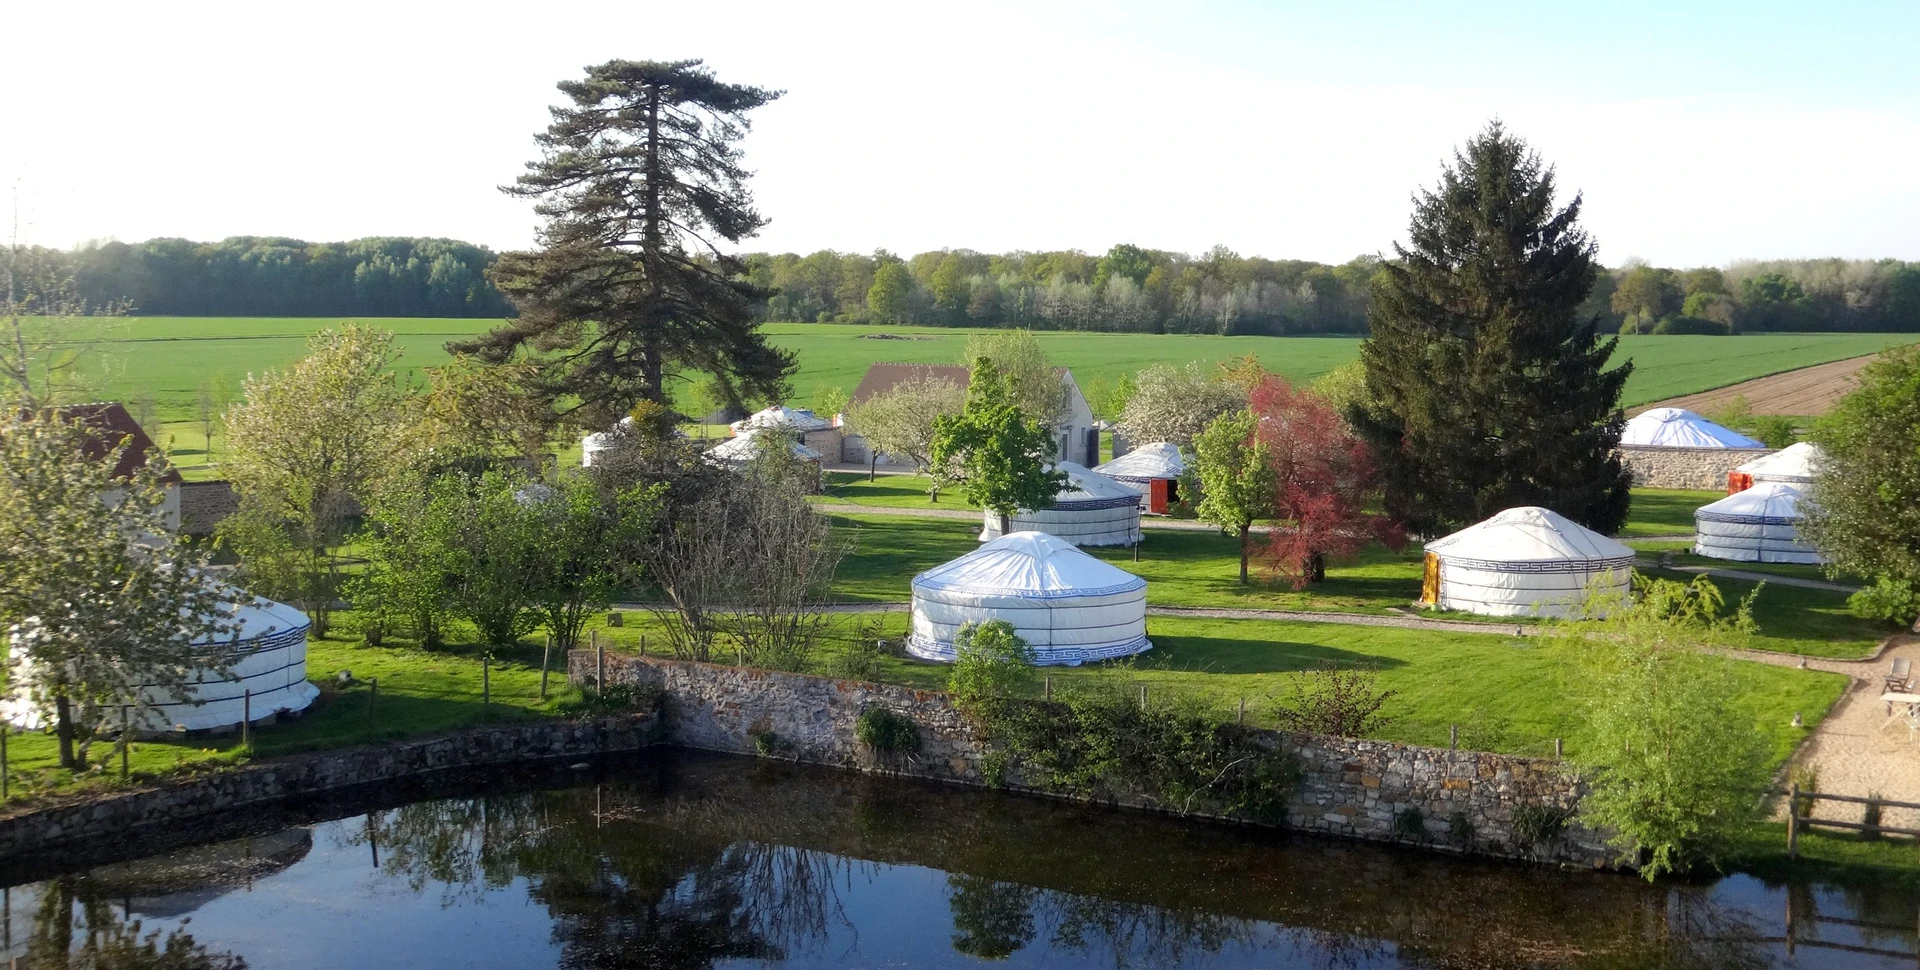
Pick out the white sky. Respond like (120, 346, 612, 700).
(5, 0, 1917, 267)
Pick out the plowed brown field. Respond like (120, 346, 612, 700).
(1634, 354, 1875, 416)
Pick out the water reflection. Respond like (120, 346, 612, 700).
(0, 751, 1913, 968)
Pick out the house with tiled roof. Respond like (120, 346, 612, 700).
(843, 363, 1098, 468)
(50, 402, 182, 530)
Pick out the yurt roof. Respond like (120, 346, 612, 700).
(1425, 506, 1634, 565)
(730, 405, 830, 434)
(204, 592, 310, 645)
(708, 430, 823, 462)
(1736, 442, 1823, 481)
(1051, 462, 1140, 505)
(1621, 408, 1763, 448)
(582, 416, 635, 450)
(1094, 443, 1186, 481)
(913, 531, 1147, 598)
(1696, 481, 1811, 524)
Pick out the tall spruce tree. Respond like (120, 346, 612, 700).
(456, 59, 794, 427)
(1355, 122, 1631, 536)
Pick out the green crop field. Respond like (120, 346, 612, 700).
(70, 317, 1920, 461)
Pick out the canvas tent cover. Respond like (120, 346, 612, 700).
(4, 591, 319, 733)
(707, 430, 823, 464)
(909, 531, 1150, 666)
(978, 462, 1143, 546)
(1621, 408, 1764, 448)
(1094, 442, 1186, 483)
(1694, 482, 1825, 564)
(1423, 506, 1635, 618)
(730, 406, 830, 434)
(1736, 442, 1823, 483)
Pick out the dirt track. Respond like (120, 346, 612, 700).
(1635, 355, 1874, 417)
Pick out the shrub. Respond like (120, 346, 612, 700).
(555, 683, 662, 717)
(751, 728, 784, 758)
(855, 706, 921, 754)
(1448, 811, 1476, 848)
(825, 637, 885, 682)
(1271, 663, 1396, 737)
(1394, 806, 1426, 841)
(1790, 764, 1819, 818)
(1511, 802, 1571, 848)
(949, 620, 1035, 708)
(979, 684, 1301, 822)
(1748, 414, 1798, 449)
(1847, 578, 1920, 627)
(1863, 792, 1884, 840)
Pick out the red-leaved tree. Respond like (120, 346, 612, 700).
(1251, 376, 1403, 589)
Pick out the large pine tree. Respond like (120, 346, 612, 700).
(1355, 122, 1631, 536)
(456, 60, 794, 427)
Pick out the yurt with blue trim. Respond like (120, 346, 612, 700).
(4, 589, 319, 734)
(1694, 482, 1825, 564)
(978, 462, 1143, 547)
(1419, 507, 1635, 618)
(908, 531, 1150, 666)
(1094, 442, 1187, 515)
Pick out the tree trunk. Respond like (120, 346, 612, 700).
(868, 454, 876, 482)
(1308, 551, 1326, 583)
(999, 510, 1012, 535)
(54, 693, 78, 770)
(1238, 529, 1251, 585)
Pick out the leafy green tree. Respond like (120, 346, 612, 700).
(221, 324, 407, 636)
(962, 330, 1064, 428)
(524, 474, 663, 654)
(947, 619, 1036, 709)
(930, 254, 970, 319)
(931, 359, 1066, 535)
(1355, 122, 1632, 536)
(356, 474, 462, 649)
(456, 59, 793, 428)
(844, 369, 966, 496)
(0, 411, 234, 769)
(867, 262, 913, 323)
(1610, 265, 1681, 322)
(1094, 243, 1156, 288)
(1553, 575, 1769, 880)
(1190, 408, 1278, 584)
(1803, 345, 1920, 625)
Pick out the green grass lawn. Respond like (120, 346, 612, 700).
(1619, 488, 1724, 537)
(0, 625, 577, 809)
(1628, 539, 1865, 585)
(792, 611, 1841, 765)
(1635, 565, 1889, 659)
(71, 317, 1920, 466)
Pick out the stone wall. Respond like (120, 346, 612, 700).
(0, 714, 658, 860)
(1619, 445, 1771, 491)
(178, 479, 240, 535)
(581, 652, 1614, 868)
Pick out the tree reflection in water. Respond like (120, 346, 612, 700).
(7, 751, 1907, 969)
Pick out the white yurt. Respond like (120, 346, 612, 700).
(1420, 507, 1636, 618)
(706, 429, 824, 467)
(1620, 408, 1764, 448)
(978, 462, 1143, 547)
(730, 405, 830, 435)
(908, 530, 1151, 666)
(1736, 442, 1823, 485)
(4, 591, 318, 733)
(1094, 443, 1187, 515)
(580, 417, 634, 467)
(1694, 482, 1825, 564)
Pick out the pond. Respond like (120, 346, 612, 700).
(1, 750, 1915, 969)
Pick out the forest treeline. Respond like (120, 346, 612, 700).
(749, 246, 1920, 335)
(20, 235, 1920, 333)
(29, 236, 513, 317)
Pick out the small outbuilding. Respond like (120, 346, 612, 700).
(978, 462, 1143, 547)
(908, 530, 1151, 666)
(1419, 506, 1636, 618)
(1694, 482, 1825, 564)
(1620, 408, 1763, 448)
(4, 590, 320, 734)
(1094, 442, 1187, 515)
(706, 429, 824, 467)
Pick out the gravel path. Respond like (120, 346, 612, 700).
(1633, 558, 1861, 592)
(813, 502, 1248, 532)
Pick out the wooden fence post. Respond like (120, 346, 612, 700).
(594, 630, 605, 692)
(2, 724, 10, 800)
(1043, 676, 1051, 702)
(242, 690, 251, 750)
(541, 635, 552, 700)
(1238, 697, 1247, 727)
(1449, 724, 1458, 750)
(483, 654, 491, 706)
(1787, 782, 1800, 859)
(1554, 737, 1562, 759)
(120, 705, 130, 780)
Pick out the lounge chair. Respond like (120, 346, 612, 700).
(1887, 657, 1913, 693)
